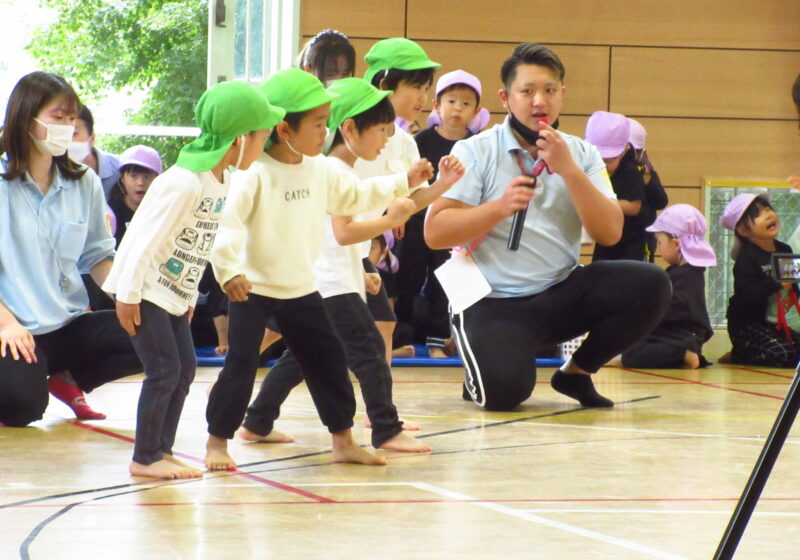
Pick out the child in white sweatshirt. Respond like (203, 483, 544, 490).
(103, 81, 284, 479)
(205, 69, 432, 470)
(237, 78, 464, 454)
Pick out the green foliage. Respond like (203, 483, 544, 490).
(29, 0, 208, 166)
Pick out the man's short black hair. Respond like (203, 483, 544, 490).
(371, 67, 435, 91)
(78, 105, 94, 135)
(501, 43, 565, 90)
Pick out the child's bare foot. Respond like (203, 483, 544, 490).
(205, 380, 215, 397)
(205, 435, 237, 471)
(391, 345, 415, 358)
(444, 337, 457, 357)
(379, 432, 431, 453)
(331, 430, 387, 466)
(236, 426, 294, 443)
(130, 459, 203, 479)
(428, 347, 448, 358)
(683, 350, 701, 369)
(162, 453, 199, 470)
(363, 416, 420, 431)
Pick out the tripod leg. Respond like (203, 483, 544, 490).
(713, 367, 800, 560)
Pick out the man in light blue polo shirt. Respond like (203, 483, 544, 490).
(426, 43, 671, 411)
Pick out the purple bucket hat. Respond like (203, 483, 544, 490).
(628, 118, 646, 150)
(719, 192, 770, 259)
(118, 145, 163, 175)
(585, 111, 630, 159)
(646, 204, 717, 267)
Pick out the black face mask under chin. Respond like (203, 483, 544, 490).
(508, 111, 559, 145)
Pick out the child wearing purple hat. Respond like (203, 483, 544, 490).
(585, 111, 648, 262)
(720, 192, 800, 367)
(108, 145, 163, 248)
(621, 204, 716, 369)
(628, 118, 668, 263)
(401, 70, 488, 357)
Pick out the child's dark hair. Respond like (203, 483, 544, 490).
(436, 84, 480, 104)
(501, 43, 565, 89)
(370, 67, 435, 91)
(109, 164, 154, 204)
(269, 110, 310, 145)
(329, 97, 395, 149)
(734, 197, 774, 245)
(298, 29, 355, 82)
(793, 73, 800, 119)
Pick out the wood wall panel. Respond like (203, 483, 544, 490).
(611, 47, 800, 119)
(300, 0, 405, 39)
(406, 0, 800, 50)
(643, 118, 799, 187)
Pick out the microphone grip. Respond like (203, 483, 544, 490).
(507, 204, 529, 251)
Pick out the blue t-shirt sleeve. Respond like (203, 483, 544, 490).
(442, 139, 484, 207)
(77, 171, 115, 273)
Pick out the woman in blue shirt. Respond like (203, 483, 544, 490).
(0, 71, 142, 426)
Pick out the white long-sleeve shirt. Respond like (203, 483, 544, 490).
(103, 165, 228, 315)
(211, 152, 408, 300)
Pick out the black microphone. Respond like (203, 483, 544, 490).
(507, 175, 537, 251)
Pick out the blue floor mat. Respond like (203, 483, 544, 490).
(195, 345, 564, 368)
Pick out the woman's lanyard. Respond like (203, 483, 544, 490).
(775, 288, 800, 341)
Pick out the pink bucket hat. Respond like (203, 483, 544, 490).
(628, 118, 646, 150)
(719, 192, 770, 259)
(646, 204, 717, 267)
(585, 111, 630, 158)
(118, 145, 163, 175)
(428, 69, 490, 134)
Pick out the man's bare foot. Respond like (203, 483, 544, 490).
(331, 430, 387, 466)
(379, 432, 431, 453)
(236, 426, 295, 443)
(130, 459, 203, 479)
(391, 345, 415, 358)
(718, 351, 733, 364)
(205, 435, 237, 471)
(428, 347, 448, 358)
(163, 453, 193, 468)
(683, 350, 701, 369)
(363, 416, 420, 431)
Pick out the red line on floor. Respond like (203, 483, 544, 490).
(68, 421, 332, 503)
(619, 369, 786, 400)
(727, 366, 795, 380)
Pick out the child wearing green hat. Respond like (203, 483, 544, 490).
(355, 38, 446, 362)
(103, 80, 284, 479)
(238, 78, 463, 453)
(206, 69, 432, 469)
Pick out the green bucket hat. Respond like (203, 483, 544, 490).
(363, 38, 440, 84)
(176, 81, 285, 172)
(327, 78, 392, 133)
(260, 68, 338, 113)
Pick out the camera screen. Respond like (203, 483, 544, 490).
(771, 253, 800, 283)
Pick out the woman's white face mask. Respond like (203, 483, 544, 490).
(67, 141, 91, 163)
(29, 118, 74, 157)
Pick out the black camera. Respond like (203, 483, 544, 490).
(771, 253, 800, 283)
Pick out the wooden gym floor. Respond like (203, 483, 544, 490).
(2, 353, 799, 559)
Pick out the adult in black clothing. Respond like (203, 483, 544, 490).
(622, 205, 716, 369)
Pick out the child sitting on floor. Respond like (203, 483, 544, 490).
(621, 204, 716, 369)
